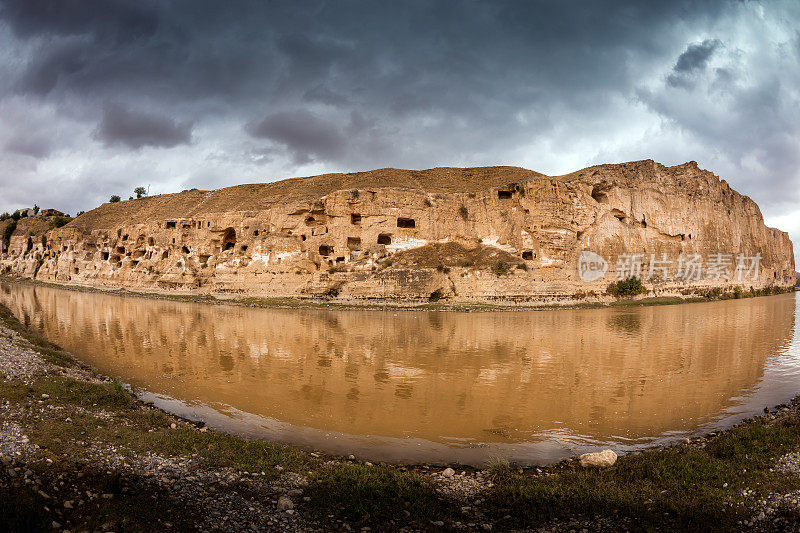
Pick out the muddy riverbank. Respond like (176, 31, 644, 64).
(2, 275, 794, 313)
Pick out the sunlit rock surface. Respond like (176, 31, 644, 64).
(0, 160, 795, 301)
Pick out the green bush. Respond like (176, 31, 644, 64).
(3, 219, 17, 250)
(50, 216, 73, 229)
(607, 276, 644, 297)
(492, 260, 511, 276)
(109, 195, 121, 203)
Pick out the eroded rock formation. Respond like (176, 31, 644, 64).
(0, 160, 795, 301)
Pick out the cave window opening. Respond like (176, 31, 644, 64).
(397, 217, 415, 229)
(166, 221, 176, 229)
(101, 251, 109, 260)
(222, 227, 236, 251)
(498, 190, 513, 200)
(351, 213, 361, 225)
(347, 237, 362, 251)
(612, 209, 627, 223)
(591, 186, 609, 204)
(319, 245, 333, 256)
(377, 234, 392, 245)
(182, 245, 190, 254)
(253, 230, 259, 236)
(522, 251, 534, 260)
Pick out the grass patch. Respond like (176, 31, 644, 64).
(5, 375, 314, 478)
(305, 463, 451, 527)
(484, 410, 800, 530)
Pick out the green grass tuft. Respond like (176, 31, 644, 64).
(305, 463, 451, 526)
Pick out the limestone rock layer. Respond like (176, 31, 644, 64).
(1, 160, 795, 301)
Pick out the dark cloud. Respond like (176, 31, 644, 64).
(302, 85, 350, 106)
(674, 39, 721, 73)
(246, 110, 345, 165)
(4, 135, 52, 158)
(95, 104, 192, 149)
(17, 40, 90, 95)
(0, 0, 797, 258)
(0, 0, 158, 43)
(667, 39, 722, 88)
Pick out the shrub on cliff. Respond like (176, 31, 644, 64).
(109, 195, 121, 203)
(492, 260, 511, 276)
(607, 276, 644, 297)
(50, 216, 73, 229)
(2, 219, 17, 250)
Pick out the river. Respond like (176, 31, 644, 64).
(1, 281, 798, 466)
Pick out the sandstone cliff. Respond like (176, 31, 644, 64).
(0, 160, 795, 302)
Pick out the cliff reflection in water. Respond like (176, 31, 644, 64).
(1, 282, 797, 464)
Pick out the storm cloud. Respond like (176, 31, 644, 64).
(246, 110, 345, 165)
(95, 104, 193, 149)
(0, 0, 798, 259)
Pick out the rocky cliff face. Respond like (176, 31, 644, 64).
(0, 160, 795, 302)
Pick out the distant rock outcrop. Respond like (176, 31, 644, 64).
(0, 160, 795, 302)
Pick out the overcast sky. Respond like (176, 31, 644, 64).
(0, 0, 798, 260)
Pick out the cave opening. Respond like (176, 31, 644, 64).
(377, 234, 392, 245)
(591, 186, 609, 204)
(222, 227, 236, 251)
(397, 217, 415, 228)
(347, 237, 362, 251)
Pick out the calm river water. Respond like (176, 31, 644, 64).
(2, 282, 798, 465)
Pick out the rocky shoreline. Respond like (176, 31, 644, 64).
(2, 301, 800, 531)
(2, 275, 795, 314)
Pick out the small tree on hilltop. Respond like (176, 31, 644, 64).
(33, 204, 39, 215)
(134, 186, 147, 199)
(109, 195, 121, 203)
